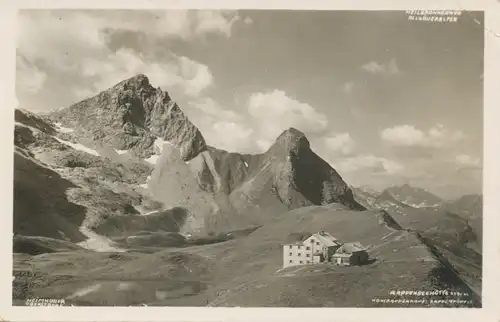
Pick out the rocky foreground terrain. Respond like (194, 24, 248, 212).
(13, 74, 482, 307)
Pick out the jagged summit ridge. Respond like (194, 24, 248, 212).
(118, 73, 153, 90)
(49, 74, 206, 161)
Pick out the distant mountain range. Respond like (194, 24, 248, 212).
(352, 185, 482, 233)
(12, 74, 482, 307)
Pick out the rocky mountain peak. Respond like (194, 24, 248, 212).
(277, 127, 308, 143)
(270, 127, 311, 156)
(49, 74, 206, 161)
(118, 73, 153, 90)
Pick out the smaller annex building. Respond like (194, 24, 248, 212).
(282, 231, 369, 268)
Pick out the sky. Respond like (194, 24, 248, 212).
(16, 9, 484, 199)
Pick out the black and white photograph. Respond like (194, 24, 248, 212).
(11, 7, 488, 311)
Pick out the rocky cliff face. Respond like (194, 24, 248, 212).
(49, 74, 206, 161)
(147, 126, 363, 231)
(228, 128, 362, 214)
(14, 107, 164, 245)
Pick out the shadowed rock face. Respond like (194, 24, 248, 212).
(14, 151, 87, 242)
(146, 125, 363, 232)
(15, 108, 56, 135)
(49, 74, 207, 161)
(228, 128, 363, 214)
(271, 128, 362, 210)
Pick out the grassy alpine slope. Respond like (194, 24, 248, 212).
(14, 204, 479, 307)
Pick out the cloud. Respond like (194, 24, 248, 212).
(256, 139, 273, 152)
(381, 124, 465, 148)
(81, 49, 214, 97)
(324, 133, 356, 156)
(190, 97, 239, 121)
(209, 121, 254, 149)
(73, 88, 95, 100)
(176, 56, 214, 96)
(16, 10, 246, 106)
(18, 11, 108, 71)
(16, 54, 47, 94)
(455, 154, 481, 167)
(337, 154, 403, 174)
(342, 82, 354, 94)
(188, 90, 330, 153)
(186, 98, 255, 153)
(122, 10, 246, 40)
(398, 157, 482, 198)
(361, 59, 400, 75)
(247, 90, 328, 144)
(18, 10, 245, 65)
(322, 125, 478, 197)
(194, 10, 241, 37)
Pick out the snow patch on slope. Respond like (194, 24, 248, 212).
(17, 120, 100, 158)
(141, 210, 160, 216)
(145, 155, 159, 165)
(54, 122, 74, 133)
(138, 176, 152, 189)
(409, 202, 441, 208)
(54, 137, 100, 156)
(144, 137, 172, 165)
(115, 149, 129, 155)
(154, 137, 172, 150)
(133, 205, 161, 216)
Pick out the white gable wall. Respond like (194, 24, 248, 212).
(283, 244, 314, 268)
(283, 234, 330, 268)
(303, 235, 325, 257)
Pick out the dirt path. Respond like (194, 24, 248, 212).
(77, 227, 125, 252)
